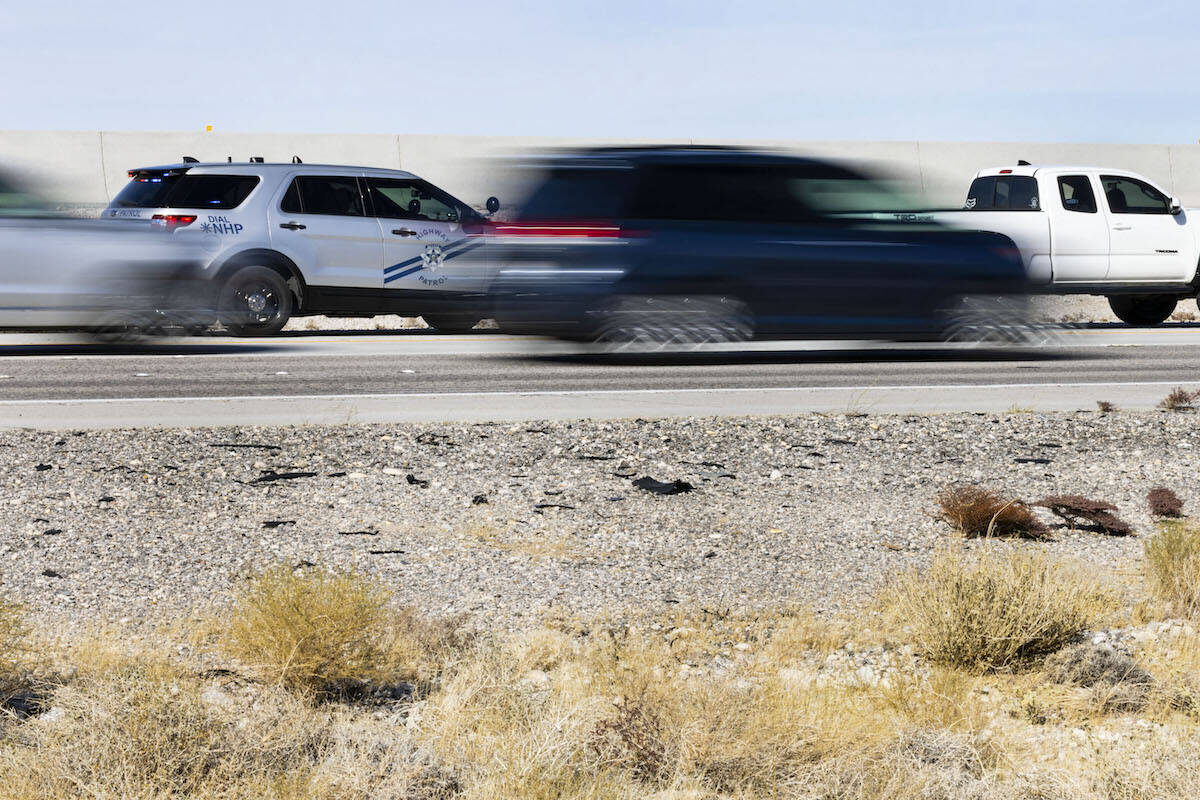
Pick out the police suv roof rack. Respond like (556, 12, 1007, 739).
(181, 155, 198, 163)
(292, 156, 302, 164)
(250, 156, 264, 163)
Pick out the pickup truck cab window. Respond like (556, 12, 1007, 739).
(1058, 175, 1097, 213)
(1101, 176, 1170, 214)
(965, 175, 1039, 210)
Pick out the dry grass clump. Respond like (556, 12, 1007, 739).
(1090, 733, 1200, 799)
(1036, 494, 1134, 536)
(0, 650, 468, 799)
(1044, 642, 1157, 713)
(1158, 386, 1199, 411)
(0, 650, 331, 798)
(0, 597, 30, 692)
(220, 565, 468, 701)
(883, 546, 1114, 670)
(1144, 522, 1200, 616)
(15, 588, 1200, 798)
(1096, 400, 1117, 414)
(1148, 487, 1185, 518)
(935, 485, 1050, 540)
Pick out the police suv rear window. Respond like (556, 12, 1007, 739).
(114, 174, 177, 208)
(113, 173, 259, 210)
(165, 175, 259, 210)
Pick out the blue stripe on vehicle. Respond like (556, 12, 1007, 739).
(383, 254, 424, 276)
(383, 264, 426, 284)
(381, 239, 486, 283)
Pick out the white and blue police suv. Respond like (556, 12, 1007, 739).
(104, 160, 499, 335)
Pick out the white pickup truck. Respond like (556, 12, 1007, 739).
(920, 165, 1199, 325)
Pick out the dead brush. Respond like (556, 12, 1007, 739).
(1096, 400, 1117, 414)
(934, 485, 1050, 539)
(0, 651, 334, 799)
(881, 545, 1115, 670)
(1035, 495, 1133, 536)
(1158, 386, 1199, 411)
(0, 596, 36, 712)
(591, 694, 670, 784)
(1148, 488, 1185, 518)
(1145, 522, 1200, 617)
(219, 565, 468, 702)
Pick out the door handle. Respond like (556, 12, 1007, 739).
(392, 228, 418, 237)
(279, 221, 306, 230)
(1112, 224, 1132, 231)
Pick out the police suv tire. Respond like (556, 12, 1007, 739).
(219, 266, 293, 337)
(421, 314, 480, 332)
(1107, 294, 1176, 327)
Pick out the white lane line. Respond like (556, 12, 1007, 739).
(0, 379, 1196, 407)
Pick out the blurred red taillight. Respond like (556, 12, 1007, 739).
(151, 214, 197, 230)
(488, 220, 626, 238)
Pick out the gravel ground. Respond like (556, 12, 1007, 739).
(1, 410, 1196, 632)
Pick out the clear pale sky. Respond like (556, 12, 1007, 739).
(3, 0, 1196, 142)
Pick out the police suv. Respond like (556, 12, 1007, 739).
(104, 161, 498, 335)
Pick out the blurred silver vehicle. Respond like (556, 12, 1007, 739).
(0, 170, 208, 335)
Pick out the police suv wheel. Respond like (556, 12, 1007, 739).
(219, 266, 293, 337)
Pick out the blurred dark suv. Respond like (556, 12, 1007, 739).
(485, 147, 1030, 345)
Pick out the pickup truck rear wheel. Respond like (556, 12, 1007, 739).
(219, 266, 293, 337)
(1107, 294, 1176, 326)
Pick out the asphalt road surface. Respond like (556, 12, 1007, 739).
(1, 326, 1199, 428)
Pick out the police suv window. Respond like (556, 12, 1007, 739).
(1101, 176, 1170, 214)
(366, 178, 464, 223)
(1058, 175, 1097, 213)
(281, 176, 365, 216)
(164, 175, 259, 210)
(114, 174, 178, 208)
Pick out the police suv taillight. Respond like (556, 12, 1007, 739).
(150, 214, 197, 230)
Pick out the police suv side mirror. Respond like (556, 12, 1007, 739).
(486, 196, 500, 214)
(1170, 197, 1183, 215)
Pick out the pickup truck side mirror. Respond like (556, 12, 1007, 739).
(1170, 197, 1183, 215)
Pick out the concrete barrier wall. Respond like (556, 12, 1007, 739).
(5, 130, 1199, 209)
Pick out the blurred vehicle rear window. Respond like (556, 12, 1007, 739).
(518, 168, 634, 220)
(114, 174, 259, 210)
(630, 164, 809, 223)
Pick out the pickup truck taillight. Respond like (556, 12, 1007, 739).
(150, 214, 197, 230)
